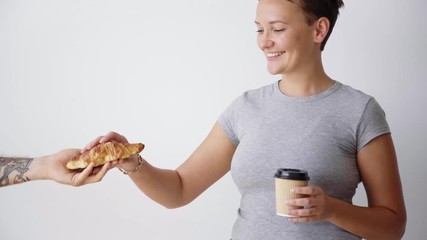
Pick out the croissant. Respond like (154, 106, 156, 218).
(66, 142, 144, 170)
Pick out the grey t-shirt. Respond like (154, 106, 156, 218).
(219, 81, 390, 240)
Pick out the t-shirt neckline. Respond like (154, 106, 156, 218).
(273, 80, 341, 103)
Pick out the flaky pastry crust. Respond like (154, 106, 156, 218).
(66, 142, 144, 170)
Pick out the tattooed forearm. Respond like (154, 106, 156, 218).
(0, 157, 34, 187)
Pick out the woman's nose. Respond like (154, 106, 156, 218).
(258, 33, 273, 50)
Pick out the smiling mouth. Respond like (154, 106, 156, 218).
(266, 51, 285, 58)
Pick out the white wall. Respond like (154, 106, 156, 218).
(1, 0, 425, 239)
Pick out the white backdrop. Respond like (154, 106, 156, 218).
(1, 0, 426, 239)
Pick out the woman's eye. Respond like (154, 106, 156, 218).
(255, 28, 285, 34)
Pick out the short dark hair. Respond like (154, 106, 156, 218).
(290, 0, 344, 51)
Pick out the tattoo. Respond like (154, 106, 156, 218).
(0, 157, 34, 187)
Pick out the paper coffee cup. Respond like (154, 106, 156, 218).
(275, 168, 310, 217)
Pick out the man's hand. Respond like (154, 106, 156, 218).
(38, 149, 117, 187)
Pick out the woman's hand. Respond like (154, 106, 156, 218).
(82, 131, 140, 173)
(82, 131, 129, 152)
(286, 186, 334, 223)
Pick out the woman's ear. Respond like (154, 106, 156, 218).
(313, 17, 330, 44)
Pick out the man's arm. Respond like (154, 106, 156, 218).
(1, 149, 116, 188)
(0, 157, 34, 187)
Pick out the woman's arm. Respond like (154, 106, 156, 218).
(96, 122, 236, 209)
(330, 133, 406, 239)
(288, 134, 406, 239)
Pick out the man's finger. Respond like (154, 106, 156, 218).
(87, 162, 110, 183)
(73, 163, 95, 186)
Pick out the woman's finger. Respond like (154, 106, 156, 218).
(82, 136, 103, 153)
(289, 206, 321, 216)
(292, 186, 321, 196)
(91, 161, 116, 175)
(91, 165, 102, 175)
(288, 197, 317, 207)
(288, 215, 320, 223)
(100, 131, 129, 144)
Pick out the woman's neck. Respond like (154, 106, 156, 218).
(278, 58, 333, 97)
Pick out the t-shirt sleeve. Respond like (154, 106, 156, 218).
(356, 98, 391, 151)
(218, 97, 241, 146)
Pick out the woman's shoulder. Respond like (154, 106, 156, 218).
(242, 81, 276, 97)
(224, 82, 277, 113)
(332, 81, 388, 120)
(338, 82, 372, 99)
(334, 81, 374, 104)
(236, 81, 277, 104)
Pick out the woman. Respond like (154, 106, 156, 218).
(84, 0, 406, 239)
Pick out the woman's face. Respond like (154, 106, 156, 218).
(255, 0, 318, 75)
